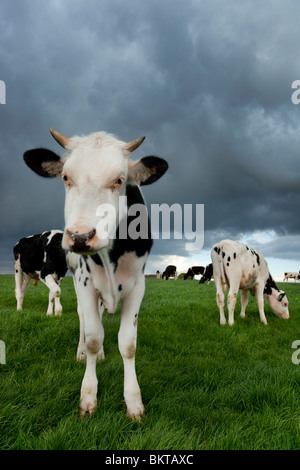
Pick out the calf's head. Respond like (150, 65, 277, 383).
(24, 128, 168, 254)
(265, 290, 290, 320)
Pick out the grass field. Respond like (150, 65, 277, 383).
(0, 273, 300, 450)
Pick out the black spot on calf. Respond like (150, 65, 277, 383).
(264, 274, 279, 296)
(84, 256, 91, 273)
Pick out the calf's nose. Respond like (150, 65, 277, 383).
(65, 227, 97, 252)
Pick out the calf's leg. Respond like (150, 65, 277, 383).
(240, 290, 248, 318)
(15, 267, 32, 311)
(255, 285, 268, 325)
(72, 274, 105, 363)
(41, 274, 62, 316)
(76, 277, 104, 417)
(118, 275, 145, 420)
(214, 277, 226, 325)
(227, 282, 239, 326)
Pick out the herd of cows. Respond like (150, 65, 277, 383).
(15, 231, 296, 325)
(155, 263, 213, 282)
(11, 128, 297, 420)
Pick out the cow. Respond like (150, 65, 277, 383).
(162, 265, 177, 280)
(199, 263, 213, 284)
(156, 270, 162, 279)
(13, 230, 68, 316)
(211, 239, 289, 326)
(184, 266, 205, 280)
(283, 272, 300, 282)
(23, 128, 168, 420)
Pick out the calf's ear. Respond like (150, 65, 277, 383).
(128, 156, 168, 186)
(23, 148, 63, 178)
(278, 292, 286, 301)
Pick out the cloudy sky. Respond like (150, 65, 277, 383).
(1, 0, 300, 280)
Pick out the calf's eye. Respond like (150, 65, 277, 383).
(112, 176, 124, 188)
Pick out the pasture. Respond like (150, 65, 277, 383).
(0, 274, 300, 450)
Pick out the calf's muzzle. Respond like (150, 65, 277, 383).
(65, 227, 97, 253)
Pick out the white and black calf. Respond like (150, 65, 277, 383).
(211, 239, 289, 326)
(23, 128, 168, 420)
(14, 230, 68, 316)
(162, 265, 177, 280)
(199, 263, 213, 284)
(283, 271, 300, 282)
(184, 266, 205, 280)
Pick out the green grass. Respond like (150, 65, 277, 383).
(0, 274, 300, 450)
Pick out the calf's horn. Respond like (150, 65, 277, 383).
(124, 136, 146, 152)
(49, 128, 70, 148)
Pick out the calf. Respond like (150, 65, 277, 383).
(199, 263, 213, 284)
(211, 239, 289, 326)
(184, 266, 205, 280)
(13, 230, 68, 316)
(156, 270, 162, 279)
(162, 265, 177, 280)
(283, 272, 300, 282)
(23, 128, 168, 420)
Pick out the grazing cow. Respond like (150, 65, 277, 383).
(184, 266, 205, 280)
(23, 128, 168, 420)
(162, 265, 177, 280)
(283, 272, 300, 282)
(14, 230, 68, 316)
(211, 239, 289, 326)
(199, 263, 213, 284)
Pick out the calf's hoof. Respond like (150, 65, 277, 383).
(127, 410, 144, 423)
(79, 395, 97, 419)
(78, 407, 96, 420)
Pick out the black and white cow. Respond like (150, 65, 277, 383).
(211, 239, 289, 326)
(184, 266, 205, 280)
(14, 230, 68, 316)
(23, 128, 168, 420)
(162, 265, 177, 280)
(199, 263, 213, 284)
(283, 271, 300, 282)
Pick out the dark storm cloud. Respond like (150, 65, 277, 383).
(1, 0, 300, 273)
